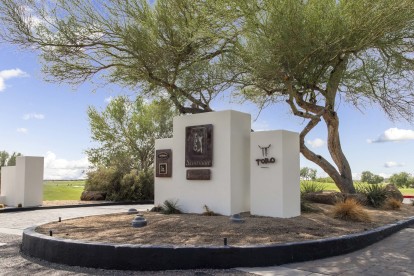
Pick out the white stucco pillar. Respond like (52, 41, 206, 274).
(250, 130, 300, 218)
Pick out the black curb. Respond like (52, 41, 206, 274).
(0, 201, 154, 213)
(21, 216, 414, 271)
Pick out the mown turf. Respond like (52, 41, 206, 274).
(301, 181, 414, 195)
(43, 180, 85, 200)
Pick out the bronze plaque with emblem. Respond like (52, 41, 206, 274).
(156, 149, 172, 177)
(186, 169, 211, 180)
(185, 124, 213, 167)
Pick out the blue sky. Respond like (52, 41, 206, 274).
(1, 42, 413, 180)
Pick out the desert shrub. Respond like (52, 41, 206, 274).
(300, 200, 320, 213)
(17, 203, 22, 208)
(202, 205, 218, 216)
(383, 198, 402, 210)
(85, 166, 122, 193)
(0, 204, 4, 209)
(162, 199, 182, 214)
(300, 181, 326, 194)
(150, 205, 163, 212)
(85, 167, 154, 201)
(332, 198, 371, 222)
(356, 184, 387, 208)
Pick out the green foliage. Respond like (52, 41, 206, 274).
(389, 172, 414, 188)
(300, 167, 317, 181)
(85, 167, 154, 201)
(43, 180, 85, 201)
(300, 181, 326, 194)
(361, 171, 384, 184)
(314, 177, 335, 183)
(356, 184, 387, 208)
(87, 96, 175, 173)
(162, 200, 182, 215)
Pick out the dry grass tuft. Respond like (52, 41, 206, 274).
(383, 198, 402, 210)
(332, 198, 371, 222)
(0, 204, 4, 209)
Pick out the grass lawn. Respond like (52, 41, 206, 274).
(43, 180, 86, 201)
(301, 181, 414, 195)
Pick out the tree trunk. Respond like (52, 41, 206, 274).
(299, 112, 355, 194)
(322, 111, 355, 194)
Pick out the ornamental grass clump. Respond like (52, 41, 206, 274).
(162, 199, 182, 214)
(332, 198, 371, 222)
(202, 205, 217, 216)
(383, 198, 402, 210)
(356, 184, 387, 208)
(300, 181, 326, 195)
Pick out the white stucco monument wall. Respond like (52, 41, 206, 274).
(250, 130, 300, 218)
(155, 110, 251, 216)
(0, 156, 44, 207)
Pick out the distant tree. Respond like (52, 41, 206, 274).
(300, 167, 317, 181)
(361, 171, 384, 184)
(389, 172, 414, 188)
(86, 96, 175, 173)
(0, 151, 9, 167)
(6, 152, 22, 166)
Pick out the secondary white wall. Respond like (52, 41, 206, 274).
(0, 156, 44, 207)
(155, 110, 251, 215)
(1, 166, 18, 205)
(250, 130, 300, 218)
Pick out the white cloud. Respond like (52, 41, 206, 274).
(352, 172, 361, 180)
(0, 68, 29, 92)
(104, 96, 113, 103)
(44, 151, 90, 180)
(368, 128, 414, 143)
(384, 161, 405, 168)
(17, 128, 28, 134)
(23, 113, 45, 120)
(306, 138, 325, 148)
(379, 173, 392, 179)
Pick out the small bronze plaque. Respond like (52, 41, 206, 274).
(186, 169, 211, 180)
(185, 124, 213, 167)
(156, 149, 172, 177)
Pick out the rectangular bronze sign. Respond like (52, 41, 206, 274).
(186, 169, 211, 180)
(185, 124, 213, 167)
(156, 149, 172, 177)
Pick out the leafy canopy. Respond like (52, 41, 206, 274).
(86, 96, 175, 172)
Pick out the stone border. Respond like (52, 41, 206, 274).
(21, 216, 414, 271)
(0, 201, 153, 213)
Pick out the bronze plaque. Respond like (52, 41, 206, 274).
(185, 124, 213, 167)
(156, 149, 172, 177)
(186, 169, 211, 180)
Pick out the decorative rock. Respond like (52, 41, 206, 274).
(302, 192, 345, 205)
(127, 208, 138, 214)
(131, 215, 147, 228)
(230, 214, 245, 223)
(384, 184, 404, 202)
(80, 191, 107, 201)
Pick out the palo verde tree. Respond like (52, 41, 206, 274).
(2, 0, 414, 193)
(0, 0, 237, 114)
(87, 96, 175, 173)
(230, 0, 414, 193)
